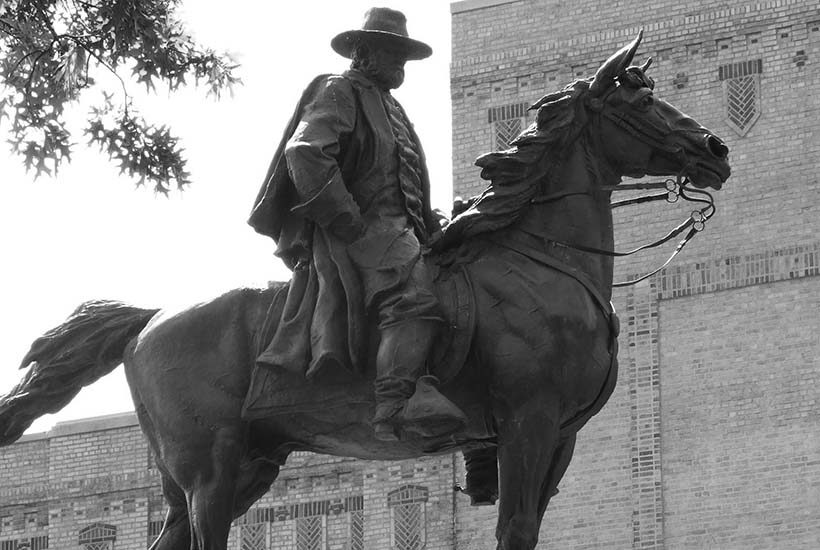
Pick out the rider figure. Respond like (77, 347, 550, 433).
(249, 8, 466, 441)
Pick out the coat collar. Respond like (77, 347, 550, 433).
(343, 69, 383, 92)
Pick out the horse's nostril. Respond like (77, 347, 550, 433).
(706, 135, 728, 158)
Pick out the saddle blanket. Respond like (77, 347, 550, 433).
(241, 265, 475, 419)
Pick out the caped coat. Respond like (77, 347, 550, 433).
(248, 69, 438, 378)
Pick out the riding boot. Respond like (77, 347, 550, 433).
(372, 320, 467, 441)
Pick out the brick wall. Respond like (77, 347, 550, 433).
(0, 415, 461, 550)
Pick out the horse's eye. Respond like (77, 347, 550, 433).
(640, 95, 654, 109)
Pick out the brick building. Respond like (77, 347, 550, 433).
(2, 1, 820, 549)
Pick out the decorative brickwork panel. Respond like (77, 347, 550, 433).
(241, 523, 267, 550)
(392, 504, 424, 550)
(624, 282, 664, 549)
(295, 516, 322, 550)
(388, 485, 428, 550)
(349, 510, 364, 550)
(78, 523, 116, 545)
(493, 117, 522, 150)
(723, 74, 761, 136)
(147, 520, 163, 547)
(387, 485, 429, 505)
(82, 543, 111, 550)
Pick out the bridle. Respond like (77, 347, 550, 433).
(530, 82, 717, 288)
(565, 175, 715, 287)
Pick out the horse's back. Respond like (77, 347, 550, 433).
(124, 287, 276, 445)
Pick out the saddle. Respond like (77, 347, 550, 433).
(241, 264, 476, 419)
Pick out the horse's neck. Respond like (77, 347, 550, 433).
(516, 144, 616, 302)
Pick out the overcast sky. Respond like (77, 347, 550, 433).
(0, 1, 454, 434)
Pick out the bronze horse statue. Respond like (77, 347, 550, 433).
(0, 33, 729, 550)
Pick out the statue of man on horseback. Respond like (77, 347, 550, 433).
(247, 7, 466, 441)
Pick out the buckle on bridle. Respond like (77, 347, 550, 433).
(665, 178, 680, 203)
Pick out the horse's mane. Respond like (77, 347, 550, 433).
(442, 80, 591, 245)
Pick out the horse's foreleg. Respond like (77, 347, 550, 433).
(494, 398, 561, 550)
(540, 433, 576, 515)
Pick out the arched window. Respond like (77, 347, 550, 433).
(78, 523, 116, 550)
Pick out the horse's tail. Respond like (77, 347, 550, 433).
(0, 300, 159, 446)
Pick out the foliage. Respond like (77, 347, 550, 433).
(0, 0, 240, 193)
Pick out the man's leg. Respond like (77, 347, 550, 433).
(371, 258, 467, 441)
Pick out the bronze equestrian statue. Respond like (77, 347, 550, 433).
(0, 27, 730, 550)
(248, 8, 466, 442)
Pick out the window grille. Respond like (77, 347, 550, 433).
(82, 543, 110, 550)
(29, 538, 48, 550)
(295, 516, 323, 550)
(349, 510, 364, 550)
(241, 523, 267, 550)
(0, 541, 13, 550)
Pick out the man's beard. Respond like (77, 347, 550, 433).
(363, 62, 405, 90)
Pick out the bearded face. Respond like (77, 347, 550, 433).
(351, 40, 409, 90)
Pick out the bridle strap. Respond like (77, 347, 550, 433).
(532, 174, 717, 287)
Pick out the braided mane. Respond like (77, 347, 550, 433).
(442, 80, 591, 244)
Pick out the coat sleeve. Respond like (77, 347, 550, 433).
(285, 76, 362, 233)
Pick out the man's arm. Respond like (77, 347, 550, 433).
(285, 76, 364, 243)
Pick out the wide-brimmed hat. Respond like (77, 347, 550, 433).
(331, 7, 432, 61)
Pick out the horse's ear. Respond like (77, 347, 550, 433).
(590, 29, 644, 97)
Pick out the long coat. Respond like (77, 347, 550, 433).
(248, 70, 438, 379)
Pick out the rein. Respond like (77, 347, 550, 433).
(535, 175, 716, 287)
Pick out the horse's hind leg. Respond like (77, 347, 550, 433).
(494, 398, 561, 550)
(149, 472, 191, 550)
(181, 424, 244, 550)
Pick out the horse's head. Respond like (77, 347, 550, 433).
(583, 31, 730, 189)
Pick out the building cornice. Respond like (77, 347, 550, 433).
(451, 0, 520, 15)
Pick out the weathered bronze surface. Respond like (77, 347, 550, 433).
(0, 29, 729, 550)
(248, 7, 465, 443)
